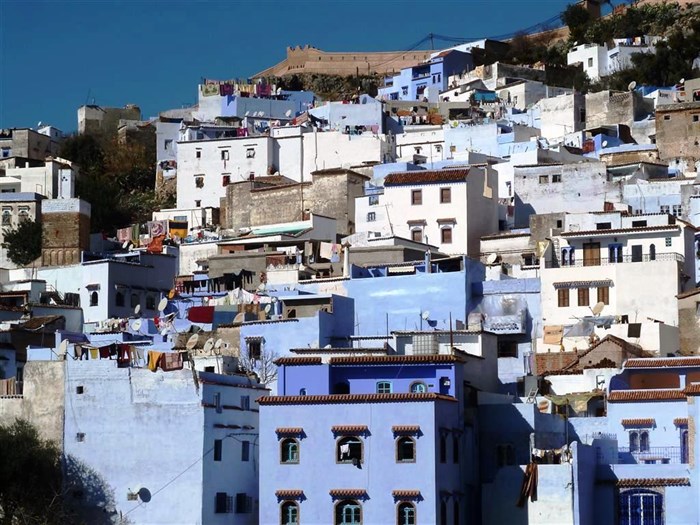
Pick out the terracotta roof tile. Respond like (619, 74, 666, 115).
(616, 478, 690, 487)
(331, 425, 369, 434)
(274, 357, 322, 366)
(674, 418, 689, 426)
(392, 490, 422, 498)
(608, 389, 686, 402)
(384, 168, 474, 186)
(275, 427, 304, 435)
(685, 383, 700, 395)
(275, 489, 304, 498)
(621, 418, 655, 427)
(258, 392, 458, 405)
(625, 357, 700, 368)
(392, 425, 421, 434)
(330, 355, 461, 365)
(329, 488, 367, 498)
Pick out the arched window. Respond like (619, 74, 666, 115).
(333, 382, 350, 395)
(90, 291, 98, 307)
(146, 294, 156, 310)
(336, 436, 363, 464)
(335, 500, 361, 525)
(619, 489, 663, 525)
(640, 431, 650, 452)
(280, 501, 299, 525)
(410, 381, 427, 393)
(396, 437, 415, 462)
(649, 243, 656, 261)
(376, 381, 392, 394)
(397, 502, 416, 525)
(131, 293, 140, 309)
(629, 431, 639, 452)
(115, 291, 125, 307)
(280, 438, 299, 464)
(681, 429, 689, 463)
(299, 388, 307, 396)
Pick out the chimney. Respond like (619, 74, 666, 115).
(342, 242, 351, 278)
(425, 250, 432, 274)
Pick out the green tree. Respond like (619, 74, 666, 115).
(0, 419, 64, 524)
(2, 218, 42, 267)
(561, 3, 593, 44)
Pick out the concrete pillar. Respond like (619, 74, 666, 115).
(342, 242, 351, 278)
(425, 250, 432, 273)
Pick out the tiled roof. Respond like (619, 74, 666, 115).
(290, 347, 388, 354)
(275, 427, 304, 435)
(608, 389, 686, 402)
(616, 478, 690, 488)
(561, 225, 679, 237)
(392, 490, 421, 498)
(674, 418, 689, 426)
(621, 418, 655, 427)
(258, 393, 458, 405)
(16, 315, 63, 330)
(331, 425, 369, 434)
(330, 355, 461, 365)
(384, 168, 472, 186)
(685, 383, 700, 395)
(275, 489, 304, 498)
(625, 357, 700, 368)
(329, 489, 367, 498)
(392, 425, 421, 434)
(274, 357, 322, 366)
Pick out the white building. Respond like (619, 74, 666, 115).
(538, 211, 695, 353)
(62, 358, 267, 524)
(1, 157, 77, 198)
(359, 166, 499, 256)
(567, 36, 660, 81)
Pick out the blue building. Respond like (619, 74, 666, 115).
(258, 353, 475, 525)
(378, 51, 473, 103)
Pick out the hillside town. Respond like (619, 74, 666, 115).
(2, 0, 700, 524)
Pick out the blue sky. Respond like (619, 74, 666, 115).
(1, 0, 587, 132)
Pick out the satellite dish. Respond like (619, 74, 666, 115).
(421, 311, 431, 320)
(59, 339, 69, 354)
(486, 253, 498, 264)
(285, 109, 292, 117)
(680, 78, 685, 85)
(628, 81, 637, 91)
(134, 304, 141, 315)
(157, 298, 168, 312)
(264, 304, 272, 314)
(186, 333, 199, 350)
(214, 338, 223, 349)
(203, 338, 215, 353)
(602, 140, 608, 148)
(591, 302, 605, 316)
(132, 319, 143, 331)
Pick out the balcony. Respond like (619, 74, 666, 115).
(617, 446, 687, 465)
(545, 252, 684, 268)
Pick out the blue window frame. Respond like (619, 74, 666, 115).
(618, 489, 663, 525)
(608, 243, 623, 263)
(281, 501, 299, 525)
(397, 502, 416, 525)
(410, 381, 427, 393)
(376, 381, 392, 394)
(281, 438, 299, 464)
(336, 500, 362, 525)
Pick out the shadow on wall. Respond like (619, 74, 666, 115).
(64, 454, 127, 525)
(513, 193, 536, 230)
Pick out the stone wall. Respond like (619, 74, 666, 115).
(585, 91, 651, 130)
(656, 102, 700, 161)
(42, 211, 90, 267)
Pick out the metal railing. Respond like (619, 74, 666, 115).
(618, 446, 686, 464)
(545, 252, 684, 268)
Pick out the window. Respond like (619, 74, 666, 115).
(596, 222, 612, 230)
(222, 175, 231, 186)
(414, 146, 422, 154)
(335, 500, 362, 525)
(333, 381, 350, 394)
(376, 381, 392, 394)
(411, 229, 422, 243)
(440, 434, 447, 463)
(241, 440, 250, 462)
(435, 144, 442, 153)
(410, 381, 427, 393)
(440, 187, 451, 203)
(640, 431, 649, 452)
(396, 437, 415, 462)
(660, 204, 670, 213)
(1, 148, 10, 158)
(90, 291, 99, 307)
(195, 176, 204, 188)
(164, 139, 173, 151)
(146, 295, 156, 310)
(694, 115, 700, 123)
(631, 245, 643, 262)
(281, 438, 299, 464)
(1, 209, 11, 226)
(221, 150, 229, 161)
(337, 436, 363, 463)
(241, 395, 250, 410)
(672, 204, 682, 216)
(130, 293, 139, 309)
(214, 439, 223, 461)
(411, 189, 422, 205)
(552, 174, 562, 183)
(76, 386, 84, 394)
(498, 341, 518, 358)
(665, 237, 672, 247)
(587, 57, 593, 67)
(597, 286, 609, 305)
(246, 148, 255, 158)
(246, 339, 262, 361)
(631, 220, 647, 227)
(539, 175, 549, 184)
(17, 206, 29, 220)
(561, 247, 575, 266)
(618, 489, 663, 525)
(195, 200, 201, 207)
(115, 292, 125, 307)
(649, 244, 656, 261)
(608, 243, 623, 263)
(441, 227, 452, 244)
(196, 150, 202, 159)
(558, 288, 570, 308)
(281, 501, 299, 525)
(367, 212, 376, 222)
(397, 502, 416, 525)
(235, 493, 252, 514)
(681, 429, 689, 463)
(452, 435, 459, 463)
(299, 388, 307, 396)
(76, 432, 85, 442)
(368, 195, 379, 206)
(577, 287, 590, 307)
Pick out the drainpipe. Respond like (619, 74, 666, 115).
(342, 242, 351, 278)
(425, 250, 432, 273)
